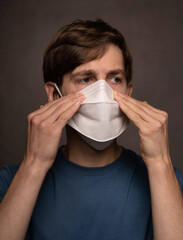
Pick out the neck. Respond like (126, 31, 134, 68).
(62, 125, 123, 167)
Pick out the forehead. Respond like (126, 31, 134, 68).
(71, 43, 124, 74)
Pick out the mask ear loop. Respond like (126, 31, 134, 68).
(54, 83, 62, 98)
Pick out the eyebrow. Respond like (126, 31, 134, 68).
(70, 68, 126, 80)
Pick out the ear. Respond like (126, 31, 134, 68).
(45, 82, 59, 102)
(127, 82, 133, 97)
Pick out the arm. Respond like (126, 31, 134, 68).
(0, 158, 48, 240)
(114, 92, 183, 240)
(0, 92, 85, 240)
(147, 157, 183, 240)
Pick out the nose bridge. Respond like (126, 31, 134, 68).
(97, 70, 106, 80)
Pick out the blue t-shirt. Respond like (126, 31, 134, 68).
(0, 146, 183, 240)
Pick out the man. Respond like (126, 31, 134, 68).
(0, 19, 183, 240)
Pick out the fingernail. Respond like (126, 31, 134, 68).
(75, 95, 85, 105)
(114, 91, 121, 99)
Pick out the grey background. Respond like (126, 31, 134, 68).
(0, 0, 183, 171)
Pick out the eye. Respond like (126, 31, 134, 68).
(110, 77, 122, 83)
(79, 77, 93, 84)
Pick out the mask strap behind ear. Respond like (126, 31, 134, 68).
(54, 83, 62, 97)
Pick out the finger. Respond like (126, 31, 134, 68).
(28, 93, 84, 125)
(30, 94, 76, 119)
(45, 94, 86, 123)
(138, 101, 168, 124)
(114, 93, 157, 124)
(114, 92, 166, 123)
(117, 99, 146, 130)
(26, 94, 79, 141)
(55, 98, 85, 129)
(115, 92, 167, 118)
(142, 102, 168, 118)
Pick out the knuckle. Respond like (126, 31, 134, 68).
(59, 114, 67, 122)
(51, 128, 61, 137)
(31, 116, 40, 125)
(156, 121, 163, 129)
(27, 113, 34, 121)
(158, 111, 168, 124)
(162, 111, 168, 118)
(160, 115, 167, 124)
(143, 101, 148, 105)
(140, 127, 152, 136)
(133, 113, 141, 123)
(141, 122, 162, 135)
(134, 114, 140, 122)
(155, 121, 163, 129)
(146, 127, 155, 135)
(39, 121, 47, 129)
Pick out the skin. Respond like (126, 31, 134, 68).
(0, 43, 183, 240)
(46, 44, 183, 239)
(45, 43, 133, 167)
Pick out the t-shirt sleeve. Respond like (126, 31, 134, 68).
(174, 166, 183, 195)
(0, 164, 31, 239)
(0, 164, 19, 203)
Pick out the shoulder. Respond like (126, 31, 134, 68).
(0, 164, 19, 202)
(173, 166, 183, 194)
(122, 147, 150, 185)
(124, 147, 183, 176)
(0, 164, 19, 180)
(124, 147, 183, 195)
(123, 147, 148, 173)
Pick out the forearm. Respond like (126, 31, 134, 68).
(0, 157, 48, 240)
(147, 158, 183, 240)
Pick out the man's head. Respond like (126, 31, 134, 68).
(43, 19, 133, 101)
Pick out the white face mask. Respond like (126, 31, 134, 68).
(54, 80, 129, 150)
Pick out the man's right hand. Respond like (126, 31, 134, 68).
(0, 92, 85, 240)
(24, 92, 86, 171)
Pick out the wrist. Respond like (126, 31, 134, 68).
(145, 155, 174, 176)
(22, 154, 51, 177)
(143, 153, 172, 169)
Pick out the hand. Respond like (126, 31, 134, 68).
(24, 92, 86, 170)
(114, 92, 170, 167)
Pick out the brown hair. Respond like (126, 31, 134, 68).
(43, 19, 133, 88)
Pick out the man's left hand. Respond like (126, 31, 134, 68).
(114, 92, 170, 167)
